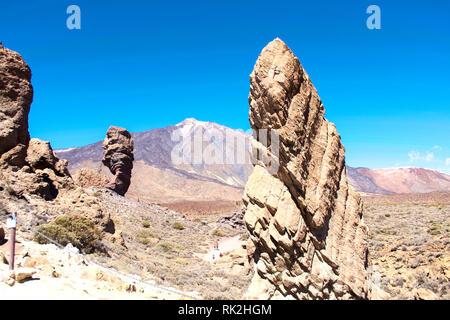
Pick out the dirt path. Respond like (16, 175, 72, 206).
(204, 235, 242, 262)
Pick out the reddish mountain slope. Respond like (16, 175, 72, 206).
(56, 119, 450, 197)
(347, 167, 450, 194)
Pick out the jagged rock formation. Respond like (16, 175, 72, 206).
(102, 126, 134, 196)
(243, 39, 370, 300)
(0, 43, 112, 233)
(0, 43, 71, 200)
(0, 42, 33, 157)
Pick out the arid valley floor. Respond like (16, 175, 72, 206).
(1, 190, 448, 299)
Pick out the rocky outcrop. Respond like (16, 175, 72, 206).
(243, 39, 370, 300)
(0, 43, 72, 200)
(0, 42, 33, 158)
(73, 168, 109, 189)
(0, 43, 112, 234)
(102, 126, 134, 196)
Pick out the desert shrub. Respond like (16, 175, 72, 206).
(212, 228, 225, 237)
(34, 214, 103, 254)
(158, 242, 175, 253)
(378, 227, 397, 235)
(136, 229, 157, 238)
(112, 217, 121, 225)
(172, 258, 189, 265)
(139, 237, 150, 245)
(142, 220, 150, 228)
(428, 228, 440, 236)
(427, 221, 448, 236)
(172, 222, 184, 230)
(135, 229, 158, 245)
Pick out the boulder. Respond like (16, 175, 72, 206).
(26, 138, 58, 171)
(13, 267, 36, 283)
(73, 168, 109, 189)
(21, 256, 50, 268)
(243, 39, 370, 300)
(102, 126, 134, 196)
(412, 288, 439, 300)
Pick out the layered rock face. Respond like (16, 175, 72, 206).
(243, 39, 370, 299)
(102, 126, 134, 196)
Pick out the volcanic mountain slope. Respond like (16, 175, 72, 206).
(56, 119, 253, 204)
(0, 187, 252, 299)
(56, 119, 450, 200)
(347, 167, 450, 194)
(58, 118, 252, 185)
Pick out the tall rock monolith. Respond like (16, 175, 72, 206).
(243, 38, 370, 300)
(102, 126, 134, 196)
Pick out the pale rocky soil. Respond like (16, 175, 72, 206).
(74, 159, 245, 204)
(158, 200, 242, 216)
(0, 188, 253, 300)
(203, 236, 243, 263)
(0, 241, 188, 300)
(363, 193, 450, 299)
(1, 187, 448, 300)
(95, 189, 252, 299)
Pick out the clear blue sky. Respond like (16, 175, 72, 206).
(1, 1, 449, 172)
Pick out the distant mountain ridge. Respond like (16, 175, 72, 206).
(346, 166, 394, 194)
(56, 118, 252, 203)
(57, 118, 252, 187)
(347, 166, 450, 194)
(56, 118, 450, 199)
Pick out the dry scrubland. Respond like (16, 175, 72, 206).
(2, 188, 448, 299)
(363, 192, 450, 299)
(1, 188, 252, 299)
(158, 200, 242, 216)
(101, 190, 449, 300)
(88, 190, 252, 299)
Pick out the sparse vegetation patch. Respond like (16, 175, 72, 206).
(172, 222, 184, 230)
(34, 214, 103, 254)
(212, 228, 225, 237)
